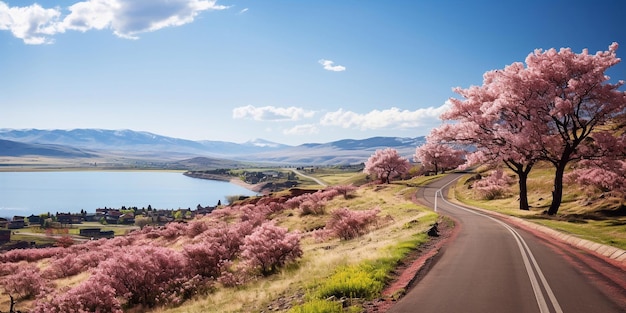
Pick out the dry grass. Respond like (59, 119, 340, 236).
(156, 180, 437, 313)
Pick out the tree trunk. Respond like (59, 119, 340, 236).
(505, 160, 534, 211)
(518, 170, 530, 211)
(547, 161, 567, 215)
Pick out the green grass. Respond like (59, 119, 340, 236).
(317, 263, 385, 299)
(300, 232, 430, 309)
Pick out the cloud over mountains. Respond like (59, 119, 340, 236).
(0, 0, 228, 44)
(232, 102, 450, 139)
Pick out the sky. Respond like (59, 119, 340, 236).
(1, 0, 625, 146)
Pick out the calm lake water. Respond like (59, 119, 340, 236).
(0, 171, 257, 218)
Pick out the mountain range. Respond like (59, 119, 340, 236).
(0, 129, 425, 167)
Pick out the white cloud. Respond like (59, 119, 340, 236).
(0, 0, 228, 44)
(320, 103, 450, 130)
(318, 59, 346, 72)
(238, 8, 248, 14)
(0, 2, 62, 44)
(232, 105, 316, 121)
(283, 124, 319, 135)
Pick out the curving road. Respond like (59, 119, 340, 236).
(389, 173, 626, 313)
(291, 169, 327, 187)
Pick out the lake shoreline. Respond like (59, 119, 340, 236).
(0, 171, 258, 218)
(181, 171, 266, 194)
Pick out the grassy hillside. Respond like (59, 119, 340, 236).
(156, 178, 439, 313)
(452, 162, 626, 249)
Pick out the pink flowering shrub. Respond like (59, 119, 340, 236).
(330, 184, 358, 199)
(95, 245, 192, 308)
(565, 161, 626, 196)
(32, 279, 122, 313)
(186, 219, 209, 238)
(240, 222, 302, 276)
(184, 241, 229, 279)
(472, 169, 515, 200)
(325, 207, 381, 240)
(283, 187, 347, 216)
(0, 247, 64, 263)
(299, 195, 326, 216)
(0, 263, 53, 300)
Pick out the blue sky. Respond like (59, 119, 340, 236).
(1, 0, 625, 146)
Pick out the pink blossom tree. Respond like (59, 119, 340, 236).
(363, 148, 411, 184)
(523, 43, 626, 215)
(433, 43, 626, 214)
(431, 61, 545, 210)
(413, 140, 465, 175)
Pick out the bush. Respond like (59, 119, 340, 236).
(0, 264, 52, 300)
(288, 299, 343, 313)
(240, 222, 302, 276)
(325, 207, 380, 240)
(95, 245, 193, 308)
(317, 263, 384, 300)
(472, 169, 515, 200)
(32, 279, 122, 313)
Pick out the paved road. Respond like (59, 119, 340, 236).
(389, 173, 626, 313)
(291, 169, 327, 187)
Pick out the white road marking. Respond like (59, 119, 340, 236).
(434, 179, 563, 313)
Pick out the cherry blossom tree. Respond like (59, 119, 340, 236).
(433, 43, 626, 214)
(431, 61, 545, 210)
(363, 148, 411, 184)
(524, 43, 626, 214)
(413, 140, 465, 175)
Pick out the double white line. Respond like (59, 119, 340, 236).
(435, 180, 563, 313)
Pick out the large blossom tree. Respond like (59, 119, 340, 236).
(363, 148, 411, 184)
(431, 61, 545, 210)
(433, 43, 626, 214)
(525, 43, 626, 215)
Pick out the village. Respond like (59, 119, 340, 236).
(0, 203, 220, 250)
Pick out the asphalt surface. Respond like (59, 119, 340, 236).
(389, 173, 626, 313)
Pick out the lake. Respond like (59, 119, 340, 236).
(0, 171, 257, 218)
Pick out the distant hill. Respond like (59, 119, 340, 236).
(0, 129, 425, 166)
(172, 157, 254, 170)
(0, 139, 95, 158)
